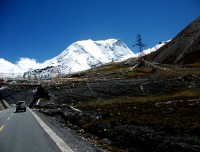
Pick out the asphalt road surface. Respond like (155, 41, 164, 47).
(0, 107, 67, 152)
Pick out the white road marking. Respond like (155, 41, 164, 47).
(29, 108, 74, 152)
(7, 117, 11, 121)
(0, 125, 4, 132)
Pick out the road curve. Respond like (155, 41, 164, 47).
(0, 107, 72, 152)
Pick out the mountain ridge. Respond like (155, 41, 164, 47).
(0, 39, 167, 78)
(145, 16, 200, 64)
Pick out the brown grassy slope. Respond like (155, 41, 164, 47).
(75, 62, 200, 131)
(40, 61, 200, 151)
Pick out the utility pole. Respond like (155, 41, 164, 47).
(132, 34, 146, 60)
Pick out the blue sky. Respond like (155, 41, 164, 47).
(0, 0, 199, 63)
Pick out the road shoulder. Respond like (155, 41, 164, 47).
(29, 108, 74, 152)
(31, 109, 102, 152)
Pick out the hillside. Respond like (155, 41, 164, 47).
(1, 57, 200, 151)
(33, 59, 200, 152)
(145, 16, 200, 64)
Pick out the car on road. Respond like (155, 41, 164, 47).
(16, 101, 26, 112)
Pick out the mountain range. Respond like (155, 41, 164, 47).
(22, 39, 166, 78)
(0, 37, 169, 79)
(0, 39, 167, 78)
(23, 39, 134, 78)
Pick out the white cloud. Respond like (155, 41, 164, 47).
(0, 58, 20, 73)
(0, 58, 42, 74)
(16, 58, 42, 71)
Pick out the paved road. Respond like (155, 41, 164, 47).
(0, 107, 62, 152)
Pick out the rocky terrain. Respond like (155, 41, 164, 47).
(31, 59, 200, 152)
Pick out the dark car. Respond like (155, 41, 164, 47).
(16, 101, 26, 112)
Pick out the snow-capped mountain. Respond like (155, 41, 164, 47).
(0, 39, 169, 79)
(24, 39, 136, 78)
(137, 40, 171, 56)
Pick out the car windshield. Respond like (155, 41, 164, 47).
(17, 102, 24, 105)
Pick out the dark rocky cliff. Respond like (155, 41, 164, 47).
(146, 16, 200, 64)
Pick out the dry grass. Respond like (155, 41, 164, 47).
(187, 63, 200, 67)
(77, 89, 200, 108)
(134, 67, 153, 73)
(76, 89, 200, 134)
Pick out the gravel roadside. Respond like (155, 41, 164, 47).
(33, 110, 104, 152)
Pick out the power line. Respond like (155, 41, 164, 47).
(132, 34, 146, 59)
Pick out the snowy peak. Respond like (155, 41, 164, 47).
(58, 39, 134, 63)
(24, 39, 135, 78)
(142, 40, 171, 55)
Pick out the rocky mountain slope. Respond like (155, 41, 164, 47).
(36, 60, 200, 152)
(146, 16, 200, 64)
